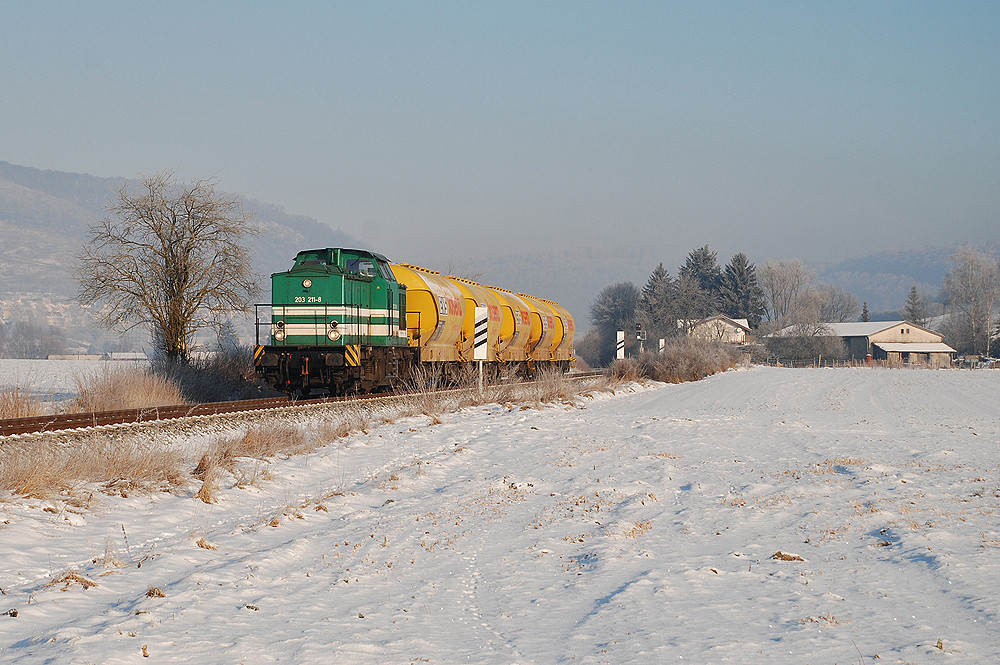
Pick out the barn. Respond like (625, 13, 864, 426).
(825, 321, 955, 367)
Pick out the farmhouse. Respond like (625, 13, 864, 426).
(684, 316, 752, 345)
(824, 321, 955, 367)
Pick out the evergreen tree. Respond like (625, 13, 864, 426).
(903, 285, 928, 326)
(679, 245, 723, 297)
(860, 301, 870, 322)
(638, 263, 678, 341)
(718, 252, 766, 328)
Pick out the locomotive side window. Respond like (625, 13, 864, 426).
(346, 259, 376, 276)
(347, 259, 375, 277)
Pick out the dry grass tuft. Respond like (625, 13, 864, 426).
(145, 586, 165, 598)
(93, 537, 125, 568)
(46, 571, 98, 591)
(0, 435, 185, 499)
(69, 364, 188, 412)
(0, 385, 45, 419)
(772, 550, 805, 562)
(195, 537, 218, 550)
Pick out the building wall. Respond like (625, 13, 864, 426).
(869, 325, 942, 345)
(881, 350, 952, 368)
(691, 320, 746, 344)
(843, 336, 870, 359)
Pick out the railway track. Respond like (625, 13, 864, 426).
(0, 371, 606, 438)
(0, 396, 301, 437)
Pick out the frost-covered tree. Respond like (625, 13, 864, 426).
(759, 259, 814, 325)
(942, 246, 1000, 355)
(589, 281, 640, 364)
(816, 284, 860, 323)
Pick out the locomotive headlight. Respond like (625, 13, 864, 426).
(302, 279, 312, 288)
(327, 329, 341, 341)
(273, 320, 286, 341)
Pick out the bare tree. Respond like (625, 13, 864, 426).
(589, 281, 640, 364)
(942, 246, 1000, 355)
(816, 284, 861, 323)
(758, 259, 815, 325)
(75, 173, 260, 363)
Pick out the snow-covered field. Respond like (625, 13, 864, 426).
(0, 359, 146, 406)
(1, 366, 998, 663)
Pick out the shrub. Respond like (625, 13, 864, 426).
(764, 334, 847, 365)
(152, 347, 273, 403)
(68, 364, 187, 412)
(610, 338, 738, 384)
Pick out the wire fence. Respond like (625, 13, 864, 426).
(754, 357, 996, 369)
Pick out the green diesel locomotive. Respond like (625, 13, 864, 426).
(254, 248, 575, 395)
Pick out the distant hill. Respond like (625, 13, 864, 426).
(815, 245, 987, 314)
(0, 161, 363, 294)
(0, 161, 365, 351)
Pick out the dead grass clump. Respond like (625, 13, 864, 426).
(609, 357, 643, 382)
(0, 436, 185, 499)
(46, 571, 98, 591)
(772, 550, 805, 562)
(195, 537, 218, 550)
(0, 385, 45, 419)
(69, 364, 187, 413)
(145, 586, 165, 598)
(93, 537, 125, 568)
(193, 425, 308, 502)
(530, 368, 576, 404)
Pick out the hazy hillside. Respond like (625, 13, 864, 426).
(0, 162, 365, 350)
(815, 246, 959, 314)
(0, 161, 363, 293)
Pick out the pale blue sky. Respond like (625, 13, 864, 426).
(2, 1, 997, 269)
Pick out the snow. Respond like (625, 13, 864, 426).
(2, 366, 999, 663)
(0, 359, 146, 406)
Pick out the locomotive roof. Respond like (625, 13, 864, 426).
(295, 248, 392, 262)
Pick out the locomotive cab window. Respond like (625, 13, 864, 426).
(346, 258, 376, 276)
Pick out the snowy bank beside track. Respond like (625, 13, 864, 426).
(0, 366, 998, 663)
